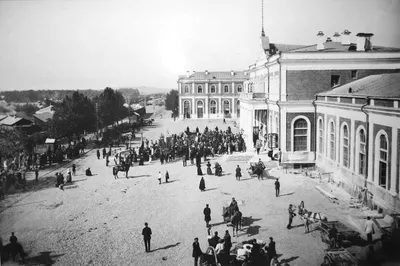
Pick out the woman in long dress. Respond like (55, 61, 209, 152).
(197, 165, 203, 176)
(206, 161, 212, 175)
(199, 177, 206, 192)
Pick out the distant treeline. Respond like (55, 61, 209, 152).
(0, 88, 141, 103)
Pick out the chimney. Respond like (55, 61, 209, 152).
(332, 32, 340, 42)
(341, 29, 351, 45)
(186, 71, 190, 78)
(231, 70, 235, 76)
(326, 37, 332, 43)
(317, 31, 325, 50)
(205, 70, 209, 75)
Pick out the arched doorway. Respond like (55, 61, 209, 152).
(197, 100, 204, 118)
(183, 100, 191, 118)
(223, 100, 230, 117)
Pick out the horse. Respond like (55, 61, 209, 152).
(3, 242, 25, 263)
(112, 164, 130, 179)
(300, 210, 328, 232)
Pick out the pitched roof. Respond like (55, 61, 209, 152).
(0, 116, 32, 126)
(35, 105, 54, 114)
(178, 71, 248, 81)
(33, 112, 53, 122)
(271, 43, 308, 53)
(318, 73, 400, 98)
(285, 42, 400, 53)
(0, 114, 7, 121)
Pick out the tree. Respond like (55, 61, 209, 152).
(15, 103, 39, 117)
(95, 87, 128, 127)
(165, 89, 179, 116)
(0, 128, 27, 160)
(49, 91, 96, 138)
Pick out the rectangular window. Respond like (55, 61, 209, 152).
(294, 136, 307, 151)
(351, 70, 357, 79)
(359, 153, 365, 175)
(379, 161, 387, 188)
(331, 75, 340, 87)
(343, 146, 349, 167)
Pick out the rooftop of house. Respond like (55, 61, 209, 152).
(0, 116, 32, 126)
(33, 112, 54, 123)
(178, 71, 248, 81)
(284, 42, 400, 53)
(318, 73, 400, 98)
(35, 105, 54, 114)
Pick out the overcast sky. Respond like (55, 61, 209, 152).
(0, 0, 399, 91)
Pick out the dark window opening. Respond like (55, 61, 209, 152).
(351, 70, 357, 79)
(331, 75, 340, 87)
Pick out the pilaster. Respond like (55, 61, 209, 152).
(390, 127, 398, 194)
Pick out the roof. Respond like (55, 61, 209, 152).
(0, 116, 32, 126)
(0, 115, 7, 121)
(45, 138, 56, 144)
(271, 43, 309, 53)
(35, 105, 54, 114)
(318, 73, 400, 98)
(284, 42, 400, 53)
(178, 71, 248, 81)
(33, 112, 53, 122)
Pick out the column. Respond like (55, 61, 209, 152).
(367, 122, 374, 183)
(178, 82, 181, 94)
(192, 82, 195, 94)
(192, 97, 195, 116)
(205, 83, 209, 94)
(350, 118, 355, 172)
(336, 115, 340, 163)
(218, 82, 222, 94)
(204, 97, 208, 118)
(232, 82, 235, 94)
(390, 127, 397, 194)
(219, 97, 223, 117)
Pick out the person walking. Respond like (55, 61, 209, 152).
(35, 167, 39, 182)
(72, 164, 76, 175)
(142, 222, 152, 252)
(203, 204, 211, 227)
(182, 155, 187, 167)
(192, 237, 203, 266)
(165, 171, 170, 183)
(364, 216, 375, 244)
(102, 147, 106, 159)
(275, 179, 280, 197)
(287, 204, 295, 229)
(158, 171, 162, 185)
(235, 165, 242, 181)
(97, 149, 100, 160)
(199, 177, 206, 192)
(197, 165, 203, 176)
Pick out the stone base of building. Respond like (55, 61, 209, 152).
(316, 155, 400, 215)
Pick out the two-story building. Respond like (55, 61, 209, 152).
(240, 30, 400, 166)
(177, 70, 248, 119)
(315, 73, 400, 214)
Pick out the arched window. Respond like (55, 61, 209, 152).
(210, 100, 217, 114)
(197, 85, 203, 93)
(329, 121, 335, 160)
(184, 86, 189, 93)
(318, 118, 323, 154)
(183, 100, 191, 115)
(223, 100, 230, 114)
(224, 85, 229, 93)
(293, 118, 308, 151)
(378, 134, 388, 188)
(237, 85, 242, 93)
(236, 100, 240, 117)
(210, 85, 216, 93)
(342, 124, 349, 167)
(358, 129, 366, 175)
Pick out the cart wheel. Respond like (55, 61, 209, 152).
(323, 256, 332, 266)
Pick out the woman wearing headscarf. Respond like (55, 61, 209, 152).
(199, 177, 206, 192)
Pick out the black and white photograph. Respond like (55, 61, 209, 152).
(1, 0, 400, 265)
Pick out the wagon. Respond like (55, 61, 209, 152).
(316, 221, 362, 248)
(199, 246, 222, 266)
(322, 248, 359, 266)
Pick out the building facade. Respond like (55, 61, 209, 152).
(239, 30, 400, 165)
(177, 71, 248, 119)
(315, 73, 400, 213)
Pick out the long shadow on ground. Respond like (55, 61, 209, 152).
(242, 217, 262, 227)
(25, 251, 65, 265)
(150, 242, 181, 252)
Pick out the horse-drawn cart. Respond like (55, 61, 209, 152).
(316, 221, 362, 248)
(322, 248, 359, 266)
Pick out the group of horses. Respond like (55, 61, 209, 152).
(223, 205, 243, 237)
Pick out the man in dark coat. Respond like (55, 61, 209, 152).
(199, 177, 206, 191)
(197, 165, 203, 176)
(203, 204, 211, 227)
(96, 149, 100, 159)
(267, 237, 277, 259)
(275, 179, 280, 197)
(235, 165, 242, 181)
(206, 161, 212, 175)
(287, 204, 295, 229)
(223, 230, 232, 253)
(142, 222, 152, 252)
(192, 237, 203, 266)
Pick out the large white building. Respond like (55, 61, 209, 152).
(177, 71, 248, 119)
(239, 29, 400, 213)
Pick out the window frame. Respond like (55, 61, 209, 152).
(224, 85, 229, 93)
(237, 85, 242, 93)
(210, 100, 217, 114)
(291, 116, 310, 152)
(331, 75, 341, 87)
(378, 133, 389, 189)
(318, 118, 324, 154)
(357, 128, 366, 176)
(351, 70, 358, 79)
(210, 85, 216, 93)
(197, 85, 203, 94)
(341, 124, 350, 168)
(184, 86, 189, 93)
(329, 120, 336, 160)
